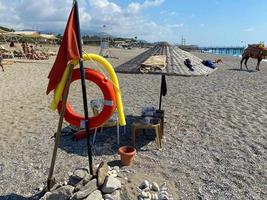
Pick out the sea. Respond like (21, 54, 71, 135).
(202, 48, 267, 62)
(202, 48, 244, 57)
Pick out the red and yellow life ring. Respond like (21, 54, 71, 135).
(57, 68, 116, 128)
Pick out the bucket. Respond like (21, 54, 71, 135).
(118, 146, 136, 166)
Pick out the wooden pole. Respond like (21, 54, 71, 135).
(47, 64, 75, 191)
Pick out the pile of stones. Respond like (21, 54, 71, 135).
(137, 180, 173, 200)
(41, 162, 122, 200)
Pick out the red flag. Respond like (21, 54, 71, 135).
(46, 6, 80, 95)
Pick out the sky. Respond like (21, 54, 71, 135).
(0, 0, 267, 46)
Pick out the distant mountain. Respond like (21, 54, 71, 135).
(39, 29, 100, 36)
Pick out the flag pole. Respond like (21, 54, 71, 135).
(47, 64, 75, 190)
(74, 0, 94, 175)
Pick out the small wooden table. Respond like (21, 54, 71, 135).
(142, 109, 165, 138)
(131, 119, 162, 149)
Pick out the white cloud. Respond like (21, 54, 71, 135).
(244, 28, 254, 32)
(0, 0, 181, 42)
(128, 2, 142, 14)
(168, 23, 184, 28)
(160, 10, 176, 16)
(0, 0, 91, 30)
(88, 0, 121, 13)
(128, 0, 165, 13)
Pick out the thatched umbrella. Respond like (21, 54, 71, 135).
(115, 42, 216, 110)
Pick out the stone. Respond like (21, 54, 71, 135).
(74, 174, 93, 192)
(70, 189, 93, 200)
(50, 183, 61, 192)
(97, 161, 109, 186)
(71, 179, 98, 200)
(107, 170, 118, 177)
(80, 178, 97, 192)
(109, 190, 121, 200)
(103, 191, 121, 200)
(151, 193, 158, 200)
(113, 166, 120, 172)
(139, 180, 150, 190)
(69, 168, 88, 186)
(140, 191, 151, 198)
(41, 185, 74, 200)
(85, 190, 103, 200)
(40, 192, 52, 200)
(103, 194, 112, 199)
(101, 177, 121, 194)
(151, 182, 159, 192)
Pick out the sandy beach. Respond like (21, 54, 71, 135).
(0, 46, 266, 199)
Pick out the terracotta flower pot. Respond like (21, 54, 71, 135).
(118, 146, 136, 166)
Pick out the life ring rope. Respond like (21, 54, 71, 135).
(50, 53, 126, 126)
(57, 68, 117, 129)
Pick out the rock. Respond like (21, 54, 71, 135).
(71, 179, 98, 200)
(151, 193, 158, 200)
(151, 182, 159, 192)
(40, 192, 52, 200)
(101, 177, 121, 194)
(69, 168, 88, 186)
(139, 180, 150, 190)
(50, 183, 61, 191)
(42, 185, 74, 200)
(113, 166, 120, 172)
(74, 174, 93, 192)
(97, 161, 109, 186)
(103, 194, 112, 199)
(140, 191, 151, 198)
(109, 190, 121, 200)
(80, 178, 97, 192)
(103, 190, 121, 200)
(159, 191, 169, 200)
(103, 191, 121, 200)
(85, 190, 103, 200)
(107, 170, 118, 177)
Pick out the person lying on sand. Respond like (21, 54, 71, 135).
(0, 51, 4, 72)
(28, 46, 49, 60)
(29, 45, 39, 60)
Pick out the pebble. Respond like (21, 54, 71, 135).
(137, 180, 172, 200)
(151, 182, 160, 192)
(113, 166, 120, 172)
(140, 180, 150, 189)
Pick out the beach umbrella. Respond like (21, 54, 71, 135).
(115, 43, 216, 110)
(40, 34, 59, 40)
(0, 28, 8, 34)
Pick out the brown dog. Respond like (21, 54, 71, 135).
(213, 59, 223, 64)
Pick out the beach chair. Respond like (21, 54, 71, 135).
(90, 99, 123, 145)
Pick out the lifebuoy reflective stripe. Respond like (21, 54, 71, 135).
(57, 68, 116, 128)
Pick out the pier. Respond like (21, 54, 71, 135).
(199, 46, 245, 55)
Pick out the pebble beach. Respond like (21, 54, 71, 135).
(0, 46, 266, 199)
